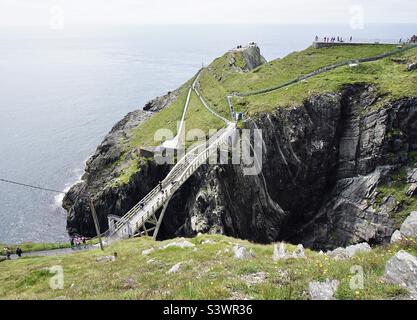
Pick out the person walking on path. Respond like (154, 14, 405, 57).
(74, 237, 81, 249)
(159, 181, 164, 194)
(16, 247, 23, 258)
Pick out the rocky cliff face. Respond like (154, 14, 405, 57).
(158, 84, 417, 249)
(64, 62, 417, 250)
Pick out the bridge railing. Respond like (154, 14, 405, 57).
(123, 124, 235, 236)
(111, 124, 235, 237)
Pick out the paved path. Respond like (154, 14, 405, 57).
(7, 246, 96, 260)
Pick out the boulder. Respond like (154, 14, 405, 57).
(328, 243, 371, 259)
(407, 62, 417, 72)
(233, 245, 248, 260)
(308, 279, 340, 300)
(240, 272, 267, 285)
(0, 256, 6, 263)
(407, 168, 417, 183)
(293, 244, 306, 259)
(406, 183, 417, 197)
(123, 278, 138, 289)
(272, 243, 287, 261)
(384, 250, 417, 297)
(161, 240, 195, 250)
(390, 230, 403, 244)
(400, 212, 417, 238)
(345, 243, 372, 257)
(141, 248, 154, 256)
(96, 255, 116, 263)
(167, 262, 182, 274)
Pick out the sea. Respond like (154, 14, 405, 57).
(0, 24, 416, 243)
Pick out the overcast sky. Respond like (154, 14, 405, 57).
(0, 0, 415, 26)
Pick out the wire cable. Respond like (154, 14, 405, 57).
(0, 178, 65, 194)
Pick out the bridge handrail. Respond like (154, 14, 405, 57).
(113, 126, 232, 232)
(122, 125, 235, 232)
(113, 125, 234, 234)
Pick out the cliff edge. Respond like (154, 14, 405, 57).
(63, 44, 417, 250)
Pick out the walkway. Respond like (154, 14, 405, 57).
(109, 70, 235, 240)
(236, 43, 417, 97)
(6, 246, 95, 260)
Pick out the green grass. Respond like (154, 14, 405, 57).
(375, 166, 417, 229)
(237, 47, 417, 115)
(197, 44, 417, 117)
(113, 157, 141, 187)
(1, 242, 71, 256)
(0, 234, 416, 300)
(100, 44, 417, 187)
(127, 82, 192, 150)
(198, 69, 231, 119)
(218, 45, 396, 93)
(183, 91, 226, 144)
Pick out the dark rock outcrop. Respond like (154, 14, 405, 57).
(64, 81, 417, 249)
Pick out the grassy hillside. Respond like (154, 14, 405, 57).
(237, 46, 417, 115)
(124, 44, 417, 150)
(1, 234, 416, 300)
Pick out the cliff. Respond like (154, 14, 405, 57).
(63, 44, 417, 250)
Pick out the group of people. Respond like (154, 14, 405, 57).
(2, 247, 23, 260)
(315, 35, 352, 43)
(70, 235, 87, 249)
(401, 35, 417, 44)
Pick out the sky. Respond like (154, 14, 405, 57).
(0, 0, 416, 26)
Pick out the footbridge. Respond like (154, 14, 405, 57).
(108, 71, 235, 240)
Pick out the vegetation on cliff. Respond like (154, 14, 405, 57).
(113, 44, 417, 184)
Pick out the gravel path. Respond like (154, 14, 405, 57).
(8, 246, 96, 260)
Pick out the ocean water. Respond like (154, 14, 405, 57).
(0, 24, 416, 243)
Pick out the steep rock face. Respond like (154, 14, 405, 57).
(238, 45, 267, 71)
(63, 108, 170, 236)
(158, 85, 417, 248)
(225, 45, 267, 74)
(64, 83, 417, 249)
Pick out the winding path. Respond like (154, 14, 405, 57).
(235, 44, 417, 97)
